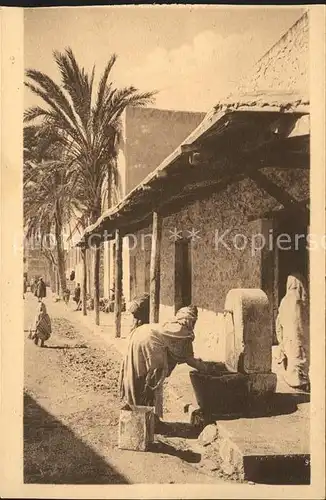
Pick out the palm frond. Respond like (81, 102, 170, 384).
(53, 48, 93, 136)
(24, 48, 157, 227)
(25, 68, 79, 129)
(93, 53, 117, 127)
(24, 79, 88, 150)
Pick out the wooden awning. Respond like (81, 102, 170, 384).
(77, 95, 309, 248)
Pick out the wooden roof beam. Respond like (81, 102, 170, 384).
(92, 149, 300, 237)
(79, 129, 310, 248)
(251, 151, 309, 170)
(247, 169, 302, 209)
(248, 198, 310, 222)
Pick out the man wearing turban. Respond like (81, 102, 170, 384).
(119, 305, 207, 419)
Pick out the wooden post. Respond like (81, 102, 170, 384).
(149, 212, 163, 417)
(81, 247, 87, 316)
(114, 229, 123, 338)
(94, 240, 101, 326)
(149, 212, 162, 323)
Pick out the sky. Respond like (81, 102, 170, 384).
(24, 5, 305, 113)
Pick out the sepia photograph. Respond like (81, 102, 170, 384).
(1, 3, 325, 498)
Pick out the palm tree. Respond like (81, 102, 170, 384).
(24, 48, 156, 325)
(24, 124, 84, 297)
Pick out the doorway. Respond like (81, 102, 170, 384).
(258, 211, 309, 344)
(174, 238, 192, 313)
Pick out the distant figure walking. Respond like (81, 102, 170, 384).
(63, 289, 71, 305)
(276, 273, 310, 391)
(35, 277, 46, 300)
(29, 300, 52, 347)
(73, 283, 82, 311)
(23, 276, 27, 298)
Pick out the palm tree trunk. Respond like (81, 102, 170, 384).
(49, 264, 56, 293)
(107, 164, 113, 209)
(55, 268, 60, 296)
(54, 213, 67, 298)
(42, 251, 56, 293)
(82, 247, 87, 316)
(90, 204, 101, 326)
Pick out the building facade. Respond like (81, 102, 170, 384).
(66, 106, 205, 300)
(24, 243, 51, 285)
(78, 12, 310, 360)
(126, 12, 310, 358)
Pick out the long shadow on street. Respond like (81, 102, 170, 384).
(24, 392, 128, 484)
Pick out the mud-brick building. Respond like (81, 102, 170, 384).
(24, 243, 51, 285)
(79, 12, 309, 356)
(67, 106, 205, 299)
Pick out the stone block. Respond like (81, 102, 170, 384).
(211, 428, 244, 480)
(199, 457, 219, 473)
(198, 424, 218, 447)
(118, 405, 155, 452)
(224, 288, 272, 374)
(214, 313, 227, 362)
(246, 372, 277, 396)
(189, 370, 248, 417)
(206, 412, 310, 483)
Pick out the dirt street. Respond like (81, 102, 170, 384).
(24, 292, 225, 485)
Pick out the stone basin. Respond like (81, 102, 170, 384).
(190, 368, 249, 417)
